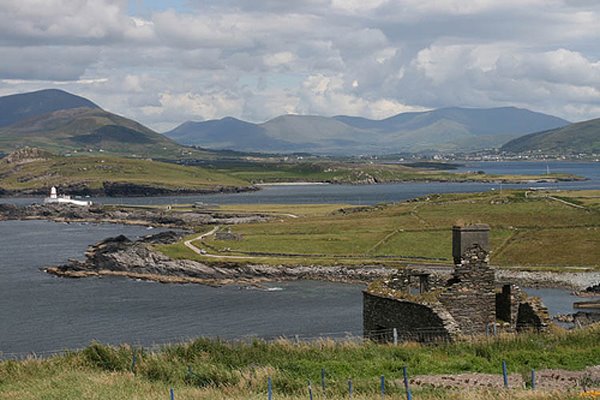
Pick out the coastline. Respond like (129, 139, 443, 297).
(41, 229, 600, 291)
(0, 173, 585, 198)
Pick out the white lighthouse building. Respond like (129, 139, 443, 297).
(44, 186, 92, 206)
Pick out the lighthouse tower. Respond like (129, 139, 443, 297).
(50, 186, 58, 199)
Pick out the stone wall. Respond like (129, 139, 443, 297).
(439, 244, 496, 335)
(363, 291, 458, 343)
(516, 297, 550, 332)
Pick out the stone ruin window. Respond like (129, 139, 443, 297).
(408, 273, 430, 295)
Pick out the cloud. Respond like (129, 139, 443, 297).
(0, 0, 599, 129)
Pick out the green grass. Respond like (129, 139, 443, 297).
(0, 154, 250, 193)
(159, 190, 600, 269)
(1, 326, 599, 399)
(212, 160, 579, 185)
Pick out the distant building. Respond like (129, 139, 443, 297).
(44, 186, 92, 206)
(363, 224, 549, 343)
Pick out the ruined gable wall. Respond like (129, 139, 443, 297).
(439, 245, 496, 335)
(363, 292, 459, 342)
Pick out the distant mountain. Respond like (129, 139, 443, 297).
(165, 107, 570, 154)
(501, 117, 600, 154)
(0, 89, 99, 128)
(0, 89, 211, 159)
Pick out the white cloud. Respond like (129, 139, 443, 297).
(0, 0, 599, 128)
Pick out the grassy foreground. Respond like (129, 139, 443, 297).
(1, 326, 599, 399)
(160, 190, 600, 269)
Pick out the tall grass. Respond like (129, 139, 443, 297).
(1, 326, 598, 399)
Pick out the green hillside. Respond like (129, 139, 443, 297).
(0, 148, 251, 196)
(0, 107, 214, 159)
(502, 117, 600, 154)
(161, 190, 600, 269)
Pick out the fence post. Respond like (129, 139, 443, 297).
(502, 360, 508, 388)
(321, 368, 326, 395)
(169, 388, 174, 400)
(348, 379, 353, 398)
(268, 376, 272, 400)
(493, 323, 498, 336)
(308, 380, 313, 400)
(403, 366, 413, 400)
(380, 375, 385, 399)
(531, 369, 536, 390)
(485, 323, 490, 337)
(393, 328, 398, 345)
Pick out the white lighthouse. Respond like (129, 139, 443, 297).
(44, 186, 92, 206)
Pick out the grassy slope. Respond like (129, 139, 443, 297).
(0, 155, 250, 192)
(502, 117, 600, 154)
(159, 190, 600, 269)
(1, 327, 598, 399)
(212, 161, 578, 184)
(0, 108, 213, 160)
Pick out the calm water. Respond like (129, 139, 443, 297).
(1, 161, 598, 206)
(0, 220, 363, 357)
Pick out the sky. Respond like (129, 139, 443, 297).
(0, 0, 599, 132)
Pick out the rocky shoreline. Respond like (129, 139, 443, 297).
(43, 229, 600, 292)
(45, 231, 396, 286)
(0, 202, 269, 228)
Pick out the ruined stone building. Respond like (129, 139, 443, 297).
(363, 224, 549, 342)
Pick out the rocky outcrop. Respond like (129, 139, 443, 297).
(0, 203, 268, 227)
(1, 147, 52, 165)
(45, 231, 396, 285)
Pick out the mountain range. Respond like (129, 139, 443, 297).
(165, 107, 571, 154)
(0, 89, 209, 159)
(0, 89, 596, 157)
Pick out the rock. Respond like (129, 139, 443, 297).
(1, 147, 52, 165)
(45, 231, 395, 285)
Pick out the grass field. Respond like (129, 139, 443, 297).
(159, 190, 600, 269)
(211, 160, 578, 185)
(1, 326, 599, 399)
(0, 154, 250, 193)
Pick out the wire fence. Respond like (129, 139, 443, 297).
(0, 324, 523, 361)
(2, 329, 599, 399)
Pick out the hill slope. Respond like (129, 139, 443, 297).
(501, 117, 600, 154)
(0, 148, 251, 196)
(165, 107, 569, 154)
(0, 90, 213, 159)
(0, 89, 100, 128)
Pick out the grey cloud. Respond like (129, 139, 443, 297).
(0, 0, 599, 127)
(0, 46, 97, 81)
